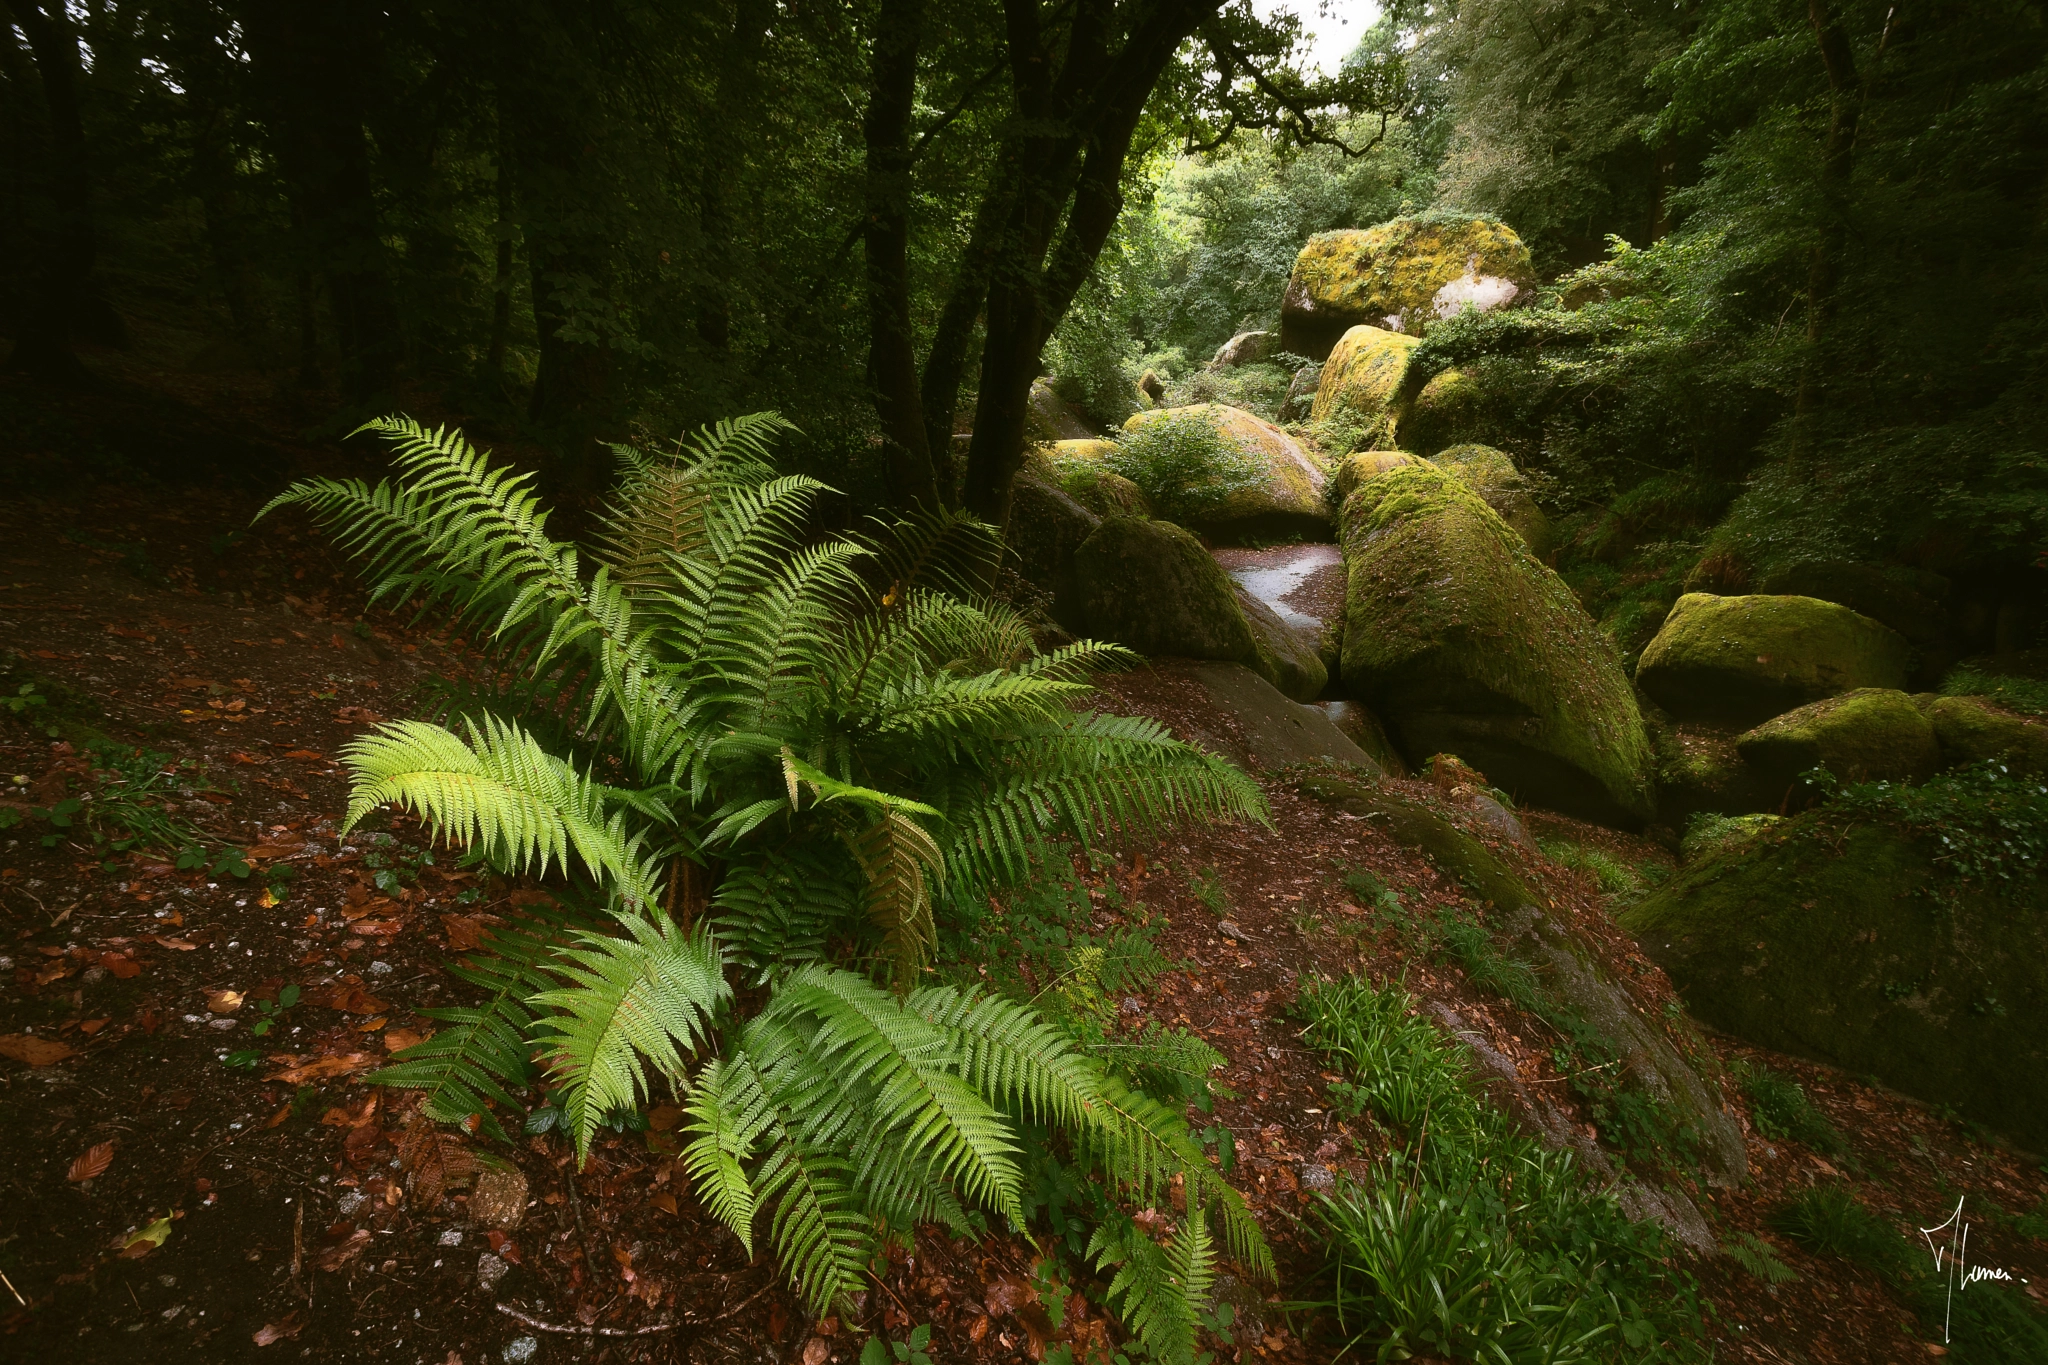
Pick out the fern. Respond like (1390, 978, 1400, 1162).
(279, 413, 1277, 1344)
(366, 902, 587, 1139)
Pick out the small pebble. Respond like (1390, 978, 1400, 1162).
(337, 1191, 366, 1216)
(476, 1252, 509, 1292)
(439, 1229, 464, 1246)
(502, 1336, 539, 1363)
(368, 960, 393, 976)
(209, 1018, 238, 1030)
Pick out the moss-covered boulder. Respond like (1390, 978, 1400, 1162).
(1754, 561, 1951, 655)
(1624, 782, 2048, 1150)
(1209, 330, 1277, 369)
(1005, 475, 1100, 631)
(1918, 694, 2048, 774)
(1429, 444, 1549, 555)
(1397, 368, 1492, 456)
(1279, 216, 1535, 359)
(1340, 460, 1656, 826)
(1735, 689, 1941, 795)
(1299, 772, 1747, 1186)
(1650, 721, 1773, 825)
(1331, 450, 1419, 504)
(1074, 515, 1325, 700)
(1027, 376, 1097, 441)
(1635, 593, 1912, 726)
(1309, 325, 1418, 429)
(1122, 404, 1330, 542)
(1038, 442, 1150, 518)
(1678, 812, 1782, 863)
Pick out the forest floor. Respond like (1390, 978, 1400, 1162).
(1, 358, 2045, 1365)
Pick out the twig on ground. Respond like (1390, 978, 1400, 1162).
(2, 1268, 28, 1307)
(495, 1302, 681, 1337)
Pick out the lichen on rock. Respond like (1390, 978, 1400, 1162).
(1309, 325, 1419, 434)
(1339, 460, 1655, 826)
(1280, 215, 1536, 359)
(1120, 403, 1330, 543)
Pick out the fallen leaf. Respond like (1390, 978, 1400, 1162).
(119, 1215, 173, 1256)
(208, 989, 245, 1014)
(266, 1104, 292, 1129)
(355, 1015, 388, 1032)
(440, 913, 499, 952)
(651, 1190, 678, 1215)
(283, 750, 325, 762)
(252, 1310, 307, 1346)
(314, 1229, 372, 1271)
(0, 1034, 77, 1065)
(312, 984, 389, 1014)
(335, 706, 384, 725)
(78, 1017, 110, 1035)
(99, 952, 143, 980)
(648, 1103, 684, 1133)
(264, 1053, 377, 1084)
(68, 1140, 115, 1182)
(383, 1028, 427, 1053)
(153, 936, 198, 951)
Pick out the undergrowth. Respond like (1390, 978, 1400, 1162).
(1943, 665, 2048, 717)
(1732, 1060, 1848, 1157)
(1804, 761, 2048, 898)
(1104, 409, 1266, 525)
(1292, 974, 1704, 1362)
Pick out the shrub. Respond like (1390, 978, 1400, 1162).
(1771, 1185, 1906, 1274)
(265, 415, 1274, 1348)
(1103, 410, 1265, 525)
(1733, 1060, 1847, 1156)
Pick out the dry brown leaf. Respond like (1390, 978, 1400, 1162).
(399, 1114, 478, 1208)
(67, 1140, 115, 1182)
(383, 1028, 427, 1053)
(153, 935, 198, 951)
(440, 912, 500, 952)
(263, 1053, 376, 1084)
(252, 1310, 307, 1346)
(99, 952, 143, 980)
(651, 1190, 678, 1215)
(314, 1229, 371, 1271)
(208, 989, 245, 1014)
(0, 1034, 77, 1066)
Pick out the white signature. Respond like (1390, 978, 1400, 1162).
(1919, 1196, 2018, 1343)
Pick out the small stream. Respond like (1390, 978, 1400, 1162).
(1212, 542, 1344, 630)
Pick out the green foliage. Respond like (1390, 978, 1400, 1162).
(1732, 1060, 1847, 1157)
(1807, 761, 2048, 897)
(1538, 839, 1646, 898)
(1721, 1233, 1798, 1286)
(1294, 975, 1698, 1363)
(281, 415, 1273, 1339)
(1944, 667, 2048, 718)
(860, 1324, 934, 1365)
(1103, 410, 1265, 526)
(1771, 1185, 1906, 1275)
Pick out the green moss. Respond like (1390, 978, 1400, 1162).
(1120, 403, 1330, 542)
(1329, 449, 1419, 506)
(1735, 688, 1942, 789)
(1072, 515, 1322, 700)
(1679, 812, 1782, 862)
(1919, 693, 2048, 773)
(1339, 461, 1655, 827)
(1309, 325, 1419, 431)
(1942, 663, 2048, 717)
(1429, 444, 1550, 555)
(1398, 367, 1491, 455)
(1280, 216, 1536, 358)
(1635, 593, 1912, 725)
(1624, 765, 2048, 1150)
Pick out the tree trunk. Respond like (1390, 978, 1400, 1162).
(241, 0, 400, 403)
(487, 94, 516, 380)
(864, 0, 943, 511)
(697, 0, 771, 353)
(1793, 0, 1860, 442)
(2, 0, 96, 384)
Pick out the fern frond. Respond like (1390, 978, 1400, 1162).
(341, 715, 660, 906)
(1088, 1205, 1215, 1365)
(530, 914, 730, 1157)
(366, 902, 587, 1139)
(679, 1054, 776, 1255)
(845, 809, 944, 988)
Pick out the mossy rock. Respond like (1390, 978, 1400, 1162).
(1650, 721, 1774, 825)
(1340, 461, 1656, 827)
(1315, 699, 1409, 777)
(1635, 593, 1911, 726)
(1309, 325, 1418, 429)
(1279, 216, 1536, 360)
(1028, 377, 1097, 441)
(1429, 444, 1549, 556)
(1735, 689, 1941, 796)
(1122, 404, 1330, 543)
(1331, 450, 1419, 504)
(1005, 474, 1100, 631)
(1624, 814, 2048, 1151)
(1755, 560, 1951, 655)
(1917, 694, 2048, 774)
(1298, 772, 1747, 1183)
(1073, 515, 1325, 700)
(1396, 367, 1494, 456)
(1678, 812, 1782, 863)
(1038, 443, 1151, 518)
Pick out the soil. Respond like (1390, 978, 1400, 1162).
(1, 364, 2045, 1365)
